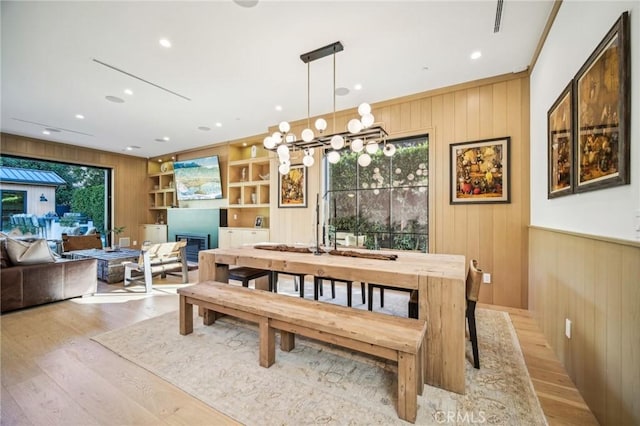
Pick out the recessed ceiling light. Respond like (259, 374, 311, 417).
(124, 145, 141, 151)
(106, 95, 125, 103)
(162, 136, 170, 141)
(422, 66, 429, 71)
(242, 142, 247, 146)
(75, 114, 85, 119)
(155, 138, 166, 142)
(471, 51, 482, 60)
(354, 84, 363, 91)
(215, 122, 222, 127)
(233, 0, 259, 8)
(45, 128, 61, 133)
(42, 130, 50, 135)
(124, 89, 133, 95)
(198, 126, 211, 131)
(275, 105, 282, 111)
(159, 38, 172, 48)
(335, 87, 349, 96)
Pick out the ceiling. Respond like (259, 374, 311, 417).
(1, 1, 554, 159)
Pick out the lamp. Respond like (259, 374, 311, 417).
(264, 41, 393, 174)
(39, 194, 48, 202)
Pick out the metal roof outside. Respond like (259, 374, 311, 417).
(0, 167, 66, 186)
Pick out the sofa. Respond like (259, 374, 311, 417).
(1, 237, 98, 313)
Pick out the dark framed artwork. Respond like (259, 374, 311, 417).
(254, 215, 263, 228)
(547, 82, 574, 198)
(450, 136, 510, 204)
(574, 11, 630, 193)
(278, 164, 307, 208)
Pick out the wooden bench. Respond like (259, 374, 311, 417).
(178, 281, 427, 423)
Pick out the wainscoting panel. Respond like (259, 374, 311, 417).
(528, 226, 640, 425)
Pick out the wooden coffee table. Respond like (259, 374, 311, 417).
(65, 248, 140, 283)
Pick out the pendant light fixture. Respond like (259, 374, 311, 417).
(263, 42, 393, 174)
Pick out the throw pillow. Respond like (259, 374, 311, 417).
(5, 237, 56, 265)
(0, 238, 11, 268)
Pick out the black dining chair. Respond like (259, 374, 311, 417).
(466, 259, 483, 369)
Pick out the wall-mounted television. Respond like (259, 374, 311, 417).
(173, 155, 223, 201)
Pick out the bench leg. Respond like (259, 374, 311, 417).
(259, 318, 275, 368)
(203, 308, 217, 325)
(179, 295, 193, 335)
(417, 343, 424, 396)
(280, 330, 295, 352)
(397, 352, 418, 423)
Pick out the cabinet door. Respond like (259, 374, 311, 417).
(140, 224, 167, 244)
(243, 229, 270, 245)
(218, 228, 233, 249)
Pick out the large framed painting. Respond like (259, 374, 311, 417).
(574, 11, 630, 193)
(278, 164, 307, 208)
(547, 82, 574, 198)
(450, 137, 510, 204)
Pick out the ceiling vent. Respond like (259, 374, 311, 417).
(494, 0, 504, 33)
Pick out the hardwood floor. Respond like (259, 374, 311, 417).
(1, 274, 598, 425)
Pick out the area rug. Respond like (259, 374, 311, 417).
(92, 291, 547, 425)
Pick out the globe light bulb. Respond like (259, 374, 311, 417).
(279, 121, 290, 133)
(330, 135, 345, 150)
(279, 163, 290, 175)
(263, 136, 276, 149)
(301, 128, 314, 142)
(347, 118, 363, 134)
(303, 154, 315, 167)
(327, 151, 341, 164)
(276, 144, 289, 157)
(358, 102, 372, 116)
(358, 153, 372, 167)
(365, 141, 379, 154)
(350, 138, 364, 153)
(272, 131, 282, 144)
(383, 143, 396, 157)
(315, 118, 327, 132)
(361, 113, 374, 128)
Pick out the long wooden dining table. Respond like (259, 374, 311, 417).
(198, 246, 467, 394)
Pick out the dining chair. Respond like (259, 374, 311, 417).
(314, 277, 365, 307)
(367, 283, 418, 319)
(271, 271, 306, 297)
(466, 259, 483, 369)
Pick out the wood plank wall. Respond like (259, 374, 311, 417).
(1, 71, 530, 309)
(269, 72, 530, 308)
(1, 133, 148, 246)
(529, 226, 640, 425)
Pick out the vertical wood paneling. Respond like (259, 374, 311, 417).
(529, 226, 640, 425)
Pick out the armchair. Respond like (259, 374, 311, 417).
(123, 241, 188, 293)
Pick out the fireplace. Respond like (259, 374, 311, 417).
(175, 233, 209, 263)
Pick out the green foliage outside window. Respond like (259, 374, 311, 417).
(326, 136, 429, 252)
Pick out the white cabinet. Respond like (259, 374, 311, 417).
(140, 224, 168, 244)
(218, 227, 269, 248)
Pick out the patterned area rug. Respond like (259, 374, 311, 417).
(92, 285, 547, 425)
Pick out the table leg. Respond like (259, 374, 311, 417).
(179, 295, 193, 335)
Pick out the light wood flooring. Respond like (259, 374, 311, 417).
(1, 273, 598, 425)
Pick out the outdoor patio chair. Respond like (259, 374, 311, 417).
(123, 241, 188, 293)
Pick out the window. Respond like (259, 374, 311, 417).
(324, 135, 429, 251)
(0, 156, 112, 240)
(1, 190, 26, 230)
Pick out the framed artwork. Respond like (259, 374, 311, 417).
(547, 82, 574, 198)
(278, 164, 307, 208)
(450, 137, 510, 204)
(574, 11, 630, 193)
(254, 215, 263, 228)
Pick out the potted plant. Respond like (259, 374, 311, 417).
(109, 226, 126, 250)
